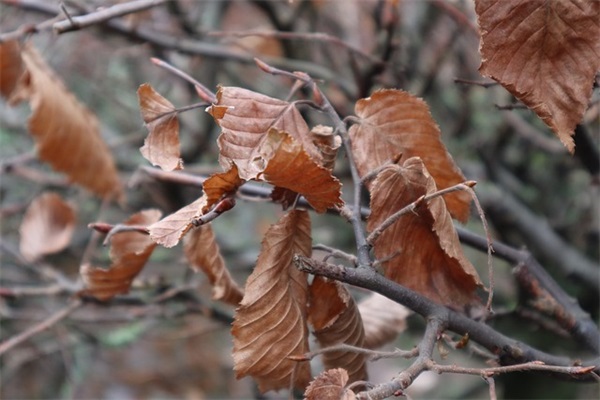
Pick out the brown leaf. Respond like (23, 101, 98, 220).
(358, 293, 412, 349)
(304, 368, 356, 400)
(5, 43, 122, 200)
(207, 86, 322, 180)
(259, 129, 343, 213)
(310, 125, 341, 171)
(81, 209, 161, 301)
(367, 158, 482, 308)
(0, 40, 23, 98)
(308, 276, 367, 383)
(19, 192, 76, 262)
(184, 224, 243, 305)
(475, 0, 600, 153)
(137, 83, 183, 171)
(201, 165, 245, 213)
(349, 89, 470, 222)
(148, 196, 206, 248)
(232, 210, 312, 392)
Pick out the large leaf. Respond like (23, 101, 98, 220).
(349, 89, 470, 222)
(3, 42, 122, 200)
(367, 158, 482, 308)
(308, 276, 367, 383)
(304, 368, 356, 400)
(148, 196, 206, 248)
(259, 129, 343, 213)
(475, 0, 600, 153)
(137, 83, 183, 171)
(81, 209, 161, 301)
(207, 86, 322, 180)
(19, 192, 76, 262)
(184, 223, 243, 306)
(358, 293, 411, 349)
(232, 210, 312, 392)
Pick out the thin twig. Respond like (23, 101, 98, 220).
(0, 299, 82, 356)
(453, 77, 498, 88)
(428, 360, 596, 377)
(289, 343, 418, 363)
(150, 57, 216, 103)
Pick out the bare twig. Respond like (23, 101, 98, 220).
(0, 299, 82, 356)
(290, 343, 418, 363)
(150, 57, 216, 103)
(454, 77, 498, 88)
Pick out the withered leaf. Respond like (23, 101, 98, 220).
(19, 192, 76, 262)
(232, 210, 312, 392)
(259, 129, 343, 213)
(0, 40, 23, 98)
(201, 165, 245, 213)
(137, 83, 183, 171)
(5, 43, 122, 200)
(308, 276, 367, 383)
(367, 158, 482, 308)
(148, 196, 206, 248)
(81, 209, 161, 301)
(358, 293, 412, 349)
(310, 124, 341, 171)
(476, 0, 600, 153)
(304, 368, 356, 400)
(349, 89, 470, 222)
(207, 86, 321, 180)
(184, 223, 243, 306)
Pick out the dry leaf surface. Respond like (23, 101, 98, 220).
(368, 158, 482, 308)
(0, 40, 23, 98)
(304, 368, 356, 400)
(358, 293, 412, 349)
(349, 89, 470, 222)
(81, 209, 162, 301)
(4, 43, 122, 199)
(148, 196, 207, 248)
(308, 276, 367, 383)
(201, 165, 245, 213)
(19, 192, 76, 262)
(138, 83, 183, 171)
(232, 210, 312, 392)
(476, 0, 600, 153)
(184, 223, 243, 305)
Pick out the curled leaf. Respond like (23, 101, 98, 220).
(349, 89, 470, 222)
(310, 125, 341, 171)
(81, 209, 162, 301)
(308, 276, 367, 383)
(137, 83, 183, 171)
(19, 192, 76, 262)
(358, 293, 412, 349)
(148, 196, 206, 248)
(367, 158, 482, 308)
(232, 210, 312, 392)
(304, 368, 356, 400)
(4, 43, 122, 200)
(201, 165, 245, 213)
(475, 0, 600, 153)
(184, 223, 243, 305)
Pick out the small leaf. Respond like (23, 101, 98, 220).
(201, 165, 245, 213)
(259, 129, 343, 213)
(232, 210, 312, 392)
(81, 209, 161, 301)
(308, 276, 367, 383)
(4, 43, 122, 200)
(349, 89, 470, 222)
(368, 158, 482, 308)
(148, 196, 206, 248)
(184, 223, 243, 306)
(475, 0, 600, 153)
(0, 40, 23, 98)
(207, 86, 322, 180)
(137, 83, 183, 171)
(358, 293, 412, 349)
(304, 368, 356, 400)
(19, 192, 76, 262)
(310, 125, 341, 171)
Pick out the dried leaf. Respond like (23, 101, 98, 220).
(184, 223, 243, 305)
(148, 196, 206, 248)
(367, 158, 482, 308)
(5, 43, 122, 200)
(475, 0, 600, 153)
(304, 368, 356, 400)
(358, 293, 412, 349)
(308, 276, 367, 383)
(259, 129, 343, 213)
(310, 125, 341, 171)
(81, 209, 161, 301)
(207, 86, 321, 180)
(349, 89, 470, 222)
(19, 192, 76, 262)
(201, 165, 245, 213)
(232, 210, 312, 392)
(137, 83, 183, 171)
(0, 40, 23, 98)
